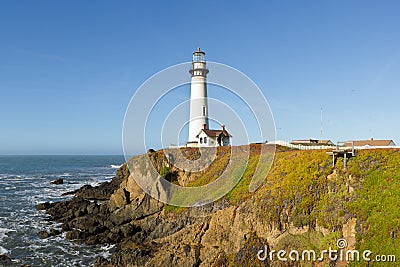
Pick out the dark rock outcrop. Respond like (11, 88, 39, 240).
(35, 202, 52, 210)
(62, 164, 128, 200)
(35, 152, 226, 266)
(0, 254, 11, 263)
(50, 178, 63, 185)
(38, 228, 61, 239)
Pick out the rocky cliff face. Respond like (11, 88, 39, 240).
(36, 146, 400, 266)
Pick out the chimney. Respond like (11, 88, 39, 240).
(371, 137, 374, 141)
(221, 124, 225, 131)
(203, 124, 207, 130)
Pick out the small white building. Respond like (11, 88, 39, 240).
(196, 124, 231, 147)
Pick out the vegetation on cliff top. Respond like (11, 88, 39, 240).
(160, 146, 399, 265)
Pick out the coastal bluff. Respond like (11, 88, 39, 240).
(36, 145, 400, 266)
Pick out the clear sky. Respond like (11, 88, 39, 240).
(1, 1, 399, 154)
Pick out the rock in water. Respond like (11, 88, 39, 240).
(38, 230, 51, 238)
(35, 202, 52, 210)
(38, 229, 61, 239)
(50, 178, 63, 185)
(0, 254, 11, 262)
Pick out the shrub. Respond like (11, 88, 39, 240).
(160, 166, 171, 178)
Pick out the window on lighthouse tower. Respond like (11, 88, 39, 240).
(202, 106, 206, 116)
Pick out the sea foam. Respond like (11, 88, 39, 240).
(110, 164, 122, 169)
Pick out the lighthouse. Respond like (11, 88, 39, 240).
(186, 48, 231, 147)
(187, 48, 209, 146)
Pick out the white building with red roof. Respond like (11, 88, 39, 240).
(196, 124, 231, 147)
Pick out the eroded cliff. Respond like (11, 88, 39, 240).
(37, 145, 400, 266)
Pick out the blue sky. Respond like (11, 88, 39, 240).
(1, 1, 399, 154)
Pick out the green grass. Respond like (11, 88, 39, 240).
(155, 146, 400, 265)
(345, 150, 400, 266)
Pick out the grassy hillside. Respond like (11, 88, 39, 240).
(163, 146, 399, 265)
(345, 150, 400, 265)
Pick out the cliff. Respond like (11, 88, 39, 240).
(36, 145, 400, 266)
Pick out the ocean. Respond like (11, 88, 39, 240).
(0, 155, 125, 266)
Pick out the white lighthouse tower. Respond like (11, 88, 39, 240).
(187, 48, 209, 146)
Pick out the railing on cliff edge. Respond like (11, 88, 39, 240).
(269, 140, 400, 151)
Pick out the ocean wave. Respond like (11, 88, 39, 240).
(0, 227, 16, 242)
(4, 186, 17, 190)
(0, 245, 10, 255)
(3, 177, 25, 181)
(101, 243, 116, 250)
(110, 164, 122, 169)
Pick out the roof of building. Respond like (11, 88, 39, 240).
(318, 140, 334, 144)
(291, 139, 333, 144)
(291, 139, 317, 142)
(343, 139, 395, 147)
(196, 129, 232, 138)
